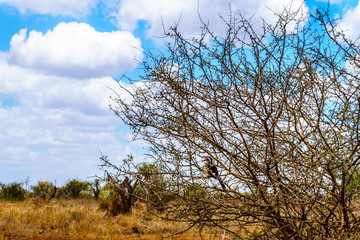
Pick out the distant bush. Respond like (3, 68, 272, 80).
(57, 179, 91, 199)
(31, 180, 57, 200)
(0, 182, 27, 201)
(98, 154, 177, 215)
(98, 176, 138, 216)
(136, 162, 176, 212)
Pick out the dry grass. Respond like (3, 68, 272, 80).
(0, 199, 224, 240)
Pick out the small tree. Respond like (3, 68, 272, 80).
(98, 155, 139, 215)
(90, 178, 101, 200)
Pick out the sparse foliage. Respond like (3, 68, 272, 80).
(111, 5, 360, 239)
(136, 162, 176, 212)
(90, 178, 101, 200)
(98, 155, 139, 215)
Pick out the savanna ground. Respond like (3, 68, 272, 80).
(0, 199, 226, 240)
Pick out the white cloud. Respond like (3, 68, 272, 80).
(7, 22, 143, 78)
(0, 0, 97, 17)
(104, 0, 307, 39)
(339, 2, 360, 40)
(0, 53, 126, 117)
(0, 56, 145, 184)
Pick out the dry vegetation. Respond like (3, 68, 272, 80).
(0, 199, 226, 240)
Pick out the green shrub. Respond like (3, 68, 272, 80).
(31, 180, 57, 199)
(58, 179, 90, 198)
(0, 182, 27, 201)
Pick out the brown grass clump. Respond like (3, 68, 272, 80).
(0, 199, 222, 240)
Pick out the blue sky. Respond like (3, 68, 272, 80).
(0, 0, 358, 185)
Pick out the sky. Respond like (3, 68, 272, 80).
(0, 0, 359, 186)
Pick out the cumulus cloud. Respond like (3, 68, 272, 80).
(0, 56, 144, 184)
(0, 0, 97, 17)
(104, 0, 307, 39)
(339, 2, 360, 40)
(7, 22, 143, 78)
(0, 54, 125, 115)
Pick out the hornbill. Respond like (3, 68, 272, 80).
(202, 156, 226, 190)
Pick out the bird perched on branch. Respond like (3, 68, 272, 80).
(202, 156, 226, 190)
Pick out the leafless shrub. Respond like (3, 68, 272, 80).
(111, 5, 360, 239)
